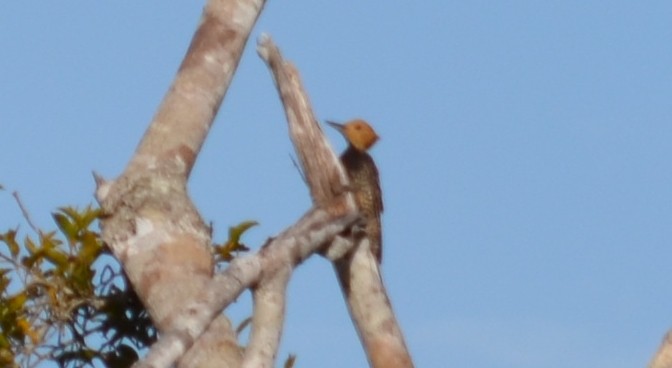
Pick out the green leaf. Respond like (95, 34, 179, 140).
(214, 221, 258, 263)
(43, 248, 68, 268)
(78, 206, 102, 229)
(7, 292, 27, 312)
(58, 207, 81, 222)
(0, 346, 14, 367)
(78, 232, 102, 265)
(0, 269, 11, 293)
(40, 231, 62, 250)
(23, 236, 37, 255)
(0, 335, 12, 350)
(0, 229, 20, 258)
(53, 212, 78, 240)
(228, 220, 258, 245)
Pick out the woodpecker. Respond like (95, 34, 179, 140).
(327, 119, 384, 263)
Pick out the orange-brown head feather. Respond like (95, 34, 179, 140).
(327, 119, 379, 151)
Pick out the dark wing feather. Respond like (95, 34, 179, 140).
(341, 148, 384, 262)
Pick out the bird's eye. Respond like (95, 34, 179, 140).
(355, 125, 362, 130)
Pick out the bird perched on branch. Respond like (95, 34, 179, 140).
(327, 119, 384, 263)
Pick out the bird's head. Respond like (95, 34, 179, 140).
(326, 119, 379, 152)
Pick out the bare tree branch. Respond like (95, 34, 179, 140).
(257, 35, 414, 367)
(12, 191, 40, 234)
(127, 0, 267, 177)
(96, 0, 267, 366)
(123, 26, 364, 368)
(650, 330, 672, 368)
(242, 266, 290, 368)
(257, 34, 352, 207)
(334, 243, 414, 368)
(135, 205, 358, 368)
(96, 0, 410, 364)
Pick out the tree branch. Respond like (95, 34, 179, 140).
(97, 0, 410, 365)
(242, 266, 290, 368)
(257, 34, 352, 208)
(134, 205, 359, 368)
(96, 0, 266, 366)
(334, 243, 414, 368)
(12, 191, 40, 234)
(257, 35, 414, 367)
(650, 330, 672, 368)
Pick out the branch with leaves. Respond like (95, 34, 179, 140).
(92, 0, 414, 365)
(3, 0, 414, 367)
(0, 204, 155, 368)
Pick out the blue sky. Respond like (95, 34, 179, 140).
(2, 1, 672, 367)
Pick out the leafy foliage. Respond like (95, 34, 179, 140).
(0, 206, 155, 368)
(213, 220, 258, 263)
(1, 198, 260, 367)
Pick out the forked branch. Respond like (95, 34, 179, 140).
(257, 35, 414, 367)
(97, 0, 268, 367)
(128, 25, 362, 368)
(134, 206, 358, 368)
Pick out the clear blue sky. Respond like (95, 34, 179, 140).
(2, 1, 671, 367)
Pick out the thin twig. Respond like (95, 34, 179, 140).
(289, 153, 307, 185)
(12, 191, 40, 234)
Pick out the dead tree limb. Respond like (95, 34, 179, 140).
(242, 266, 290, 368)
(256, 34, 352, 207)
(96, 0, 266, 367)
(650, 330, 672, 368)
(95, 0, 409, 365)
(110, 21, 361, 367)
(334, 243, 413, 368)
(118, 25, 362, 366)
(136, 206, 358, 368)
(257, 35, 414, 367)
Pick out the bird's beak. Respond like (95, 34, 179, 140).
(325, 120, 345, 133)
